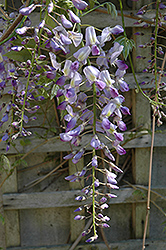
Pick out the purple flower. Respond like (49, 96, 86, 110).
(60, 132, 73, 142)
(57, 101, 67, 110)
(117, 120, 127, 131)
(92, 155, 98, 168)
(11, 46, 23, 51)
(83, 65, 100, 84)
(104, 147, 115, 161)
(100, 223, 110, 228)
(94, 179, 100, 187)
(68, 31, 83, 47)
(100, 203, 109, 209)
(16, 26, 29, 35)
(109, 162, 123, 173)
(72, 148, 85, 164)
(115, 60, 128, 70)
(61, 15, 73, 29)
(106, 193, 117, 198)
(1, 113, 8, 122)
(92, 45, 100, 56)
(60, 34, 72, 45)
(65, 174, 78, 182)
(100, 197, 107, 203)
(120, 106, 131, 115)
(114, 132, 123, 142)
(99, 70, 115, 87)
(68, 10, 81, 23)
(91, 135, 101, 150)
(110, 25, 124, 35)
(118, 79, 129, 92)
(85, 26, 99, 46)
(72, 0, 88, 10)
(79, 167, 87, 177)
(101, 102, 116, 119)
(49, 52, 61, 71)
(95, 80, 106, 91)
(63, 151, 76, 160)
(55, 76, 66, 86)
(38, 20, 45, 29)
(74, 207, 83, 212)
(107, 183, 119, 189)
(112, 141, 126, 155)
(74, 215, 85, 220)
(68, 125, 83, 136)
(48, 1, 53, 13)
(159, 3, 166, 9)
(108, 42, 124, 64)
(73, 46, 91, 64)
(71, 61, 79, 71)
(46, 70, 56, 79)
(75, 196, 85, 201)
(19, 4, 36, 15)
(2, 133, 9, 141)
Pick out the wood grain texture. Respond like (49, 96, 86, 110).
(6, 239, 166, 250)
(1, 131, 166, 155)
(3, 187, 166, 210)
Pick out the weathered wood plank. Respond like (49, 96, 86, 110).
(1, 131, 166, 154)
(0, 156, 20, 248)
(131, 0, 152, 239)
(2, 187, 166, 210)
(6, 239, 166, 250)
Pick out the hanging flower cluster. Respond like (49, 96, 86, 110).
(0, 0, 130, 242)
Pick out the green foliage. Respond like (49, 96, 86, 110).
(106, 2, 117, 19)
(11, 38, 36, 49)
(89, 0, 98, 9)
(50, 84, 60, 100)
(0, 155, 11, 172)
(114, 36, 135, 59)
(20, 138, 31, 147)
(133, 189, 146, 199)
(45, 15, 56, 29)
(4, 49, 31, 62)
(12, 158, 28, 168)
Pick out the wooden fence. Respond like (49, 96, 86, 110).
(0, 0, 166, 249)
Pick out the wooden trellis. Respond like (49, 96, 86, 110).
(0, 1, 166, 249)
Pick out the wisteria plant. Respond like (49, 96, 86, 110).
(0, 0, 166, 247)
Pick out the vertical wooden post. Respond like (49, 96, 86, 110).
(69, 158, 85, 242)
(132, 0, 151, 239)
(0, 156, 20, 248)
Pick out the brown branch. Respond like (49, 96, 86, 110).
(95, 9, 166, 30)
(0, 0, 30, 43)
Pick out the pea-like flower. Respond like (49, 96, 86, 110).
(72, 0, 88, 10)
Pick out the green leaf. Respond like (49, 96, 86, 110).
(50, 84, 60, 100)
(11, 38, 36, 48)
(114, 36, 135, 60)
(20, 138, 31, 147)
(45, 15, 56, 29)
(0, 155, 11, 172)
(4, 49, 31, 62)
(106, 3, 117, 19)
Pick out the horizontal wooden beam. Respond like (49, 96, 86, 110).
(3, 73, 161, 96)
(6, 239, 166, 250)
(1, 131, 166, 154)
(3, 187, 166, 210)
